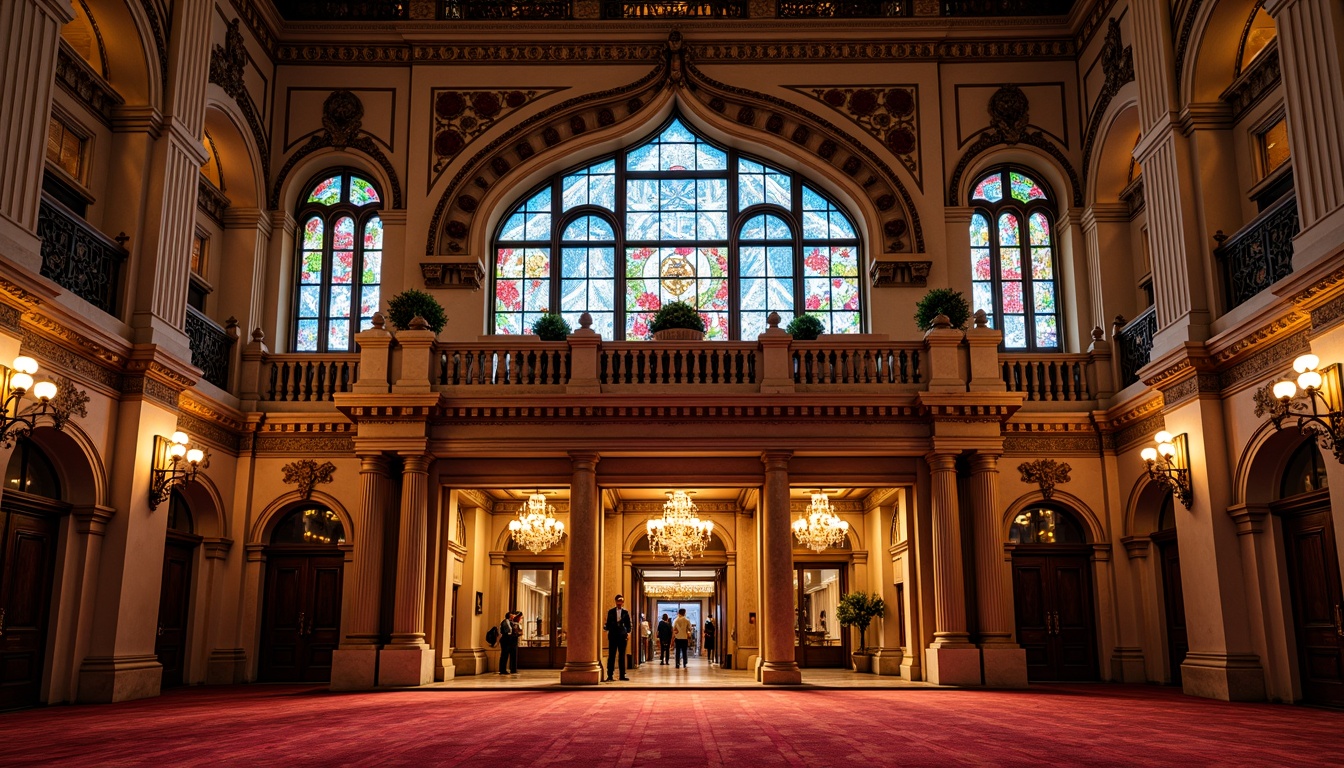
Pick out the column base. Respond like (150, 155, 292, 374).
(378, 646, 435, 687)
(925, 646, 982, 686)
(77, 655, 162, 703)
(1109, 646, 1148, 683)
(870, 647, 905, 676)
(451, 648, 488, 675)
(559, 661, 602, 685)
(750, 654, 761, 681)
(761, 661, 802, 685)
(980, 647, 1027, 688)
(436, 656, 456, 682)
(331, 648, 380, 690)
(206, 648, 247, 685)
(1180, 652, 1266, 701)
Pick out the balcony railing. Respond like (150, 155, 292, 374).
(777, 0, 908, 17)
(1000, 354, 1092, 402)
(1214, 194, 1300, 311)
(601, 341, 757, 386)
(602, 1, 746, 18)
(1115, 306, 1156, 389)
(185, 307, 236, 390)
(274, 0, 407, 19)
(792, 341, 921, 385)
(438, 340, 571, 386)
(36, 195, 126, 316)
(440, 0, 571, 18)
(262, 353, 360, 402)
(941, 0, 1073, 15)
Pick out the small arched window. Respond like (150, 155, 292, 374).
(270, 505, 346, 545)
(293, 171, 383, 352)
(969, 167, 1061, 351)
(1278, 441, 1329, 500)
(4, 437, 61, 499)
(1009, 506, 1085, 544)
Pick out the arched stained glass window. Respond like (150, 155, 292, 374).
(293, 171, 383, 352)
(969, 167, 1060, 351)
(491, 116, 862, 340)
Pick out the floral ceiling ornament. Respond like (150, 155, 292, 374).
(1018, 458, 1072, 500)
(282, 459, 337, 499)
(788, 85, 920, 182)
(323, 90, 364, 150)
(988, 85, 1030, 144)
(208, 19, 246, 100)
(429, 87, 566, 180)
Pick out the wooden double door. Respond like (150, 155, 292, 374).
(1278, 491, 1344, 707)
(0, 498, 60, 710)
(1012, 550, 1098, 681)
(1152, 530, 1189, 685)
(259, 551, 344, 682)
(154, 534, 199, 688)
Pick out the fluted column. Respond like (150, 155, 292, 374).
(0, 0, 72, 271)
(379, 453, 435, 686)
(760, 451, 801, 685)
(561, 452, 602, 685)
(924, 452, 981, 685)
(344, 456, 392, 647)
(971, 453, 1027, 687)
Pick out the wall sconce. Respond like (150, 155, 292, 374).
(1, 356, 60, 445)
(149, 431, 207, 510)
(1141, 430, 1192, 509)
(1261, 354, 1344, 463)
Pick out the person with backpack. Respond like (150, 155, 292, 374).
(498, 610, 520, 675)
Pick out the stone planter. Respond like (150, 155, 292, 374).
(852, 652, 872, 673)
(652, 328, 705, 341)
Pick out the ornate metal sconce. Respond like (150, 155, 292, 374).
(149, 431, 208, 510)
(1, 356, 61, 446)
(1256, 354, 1344, 463)
(1141, 430, 1192, 509)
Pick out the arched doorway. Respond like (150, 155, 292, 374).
(1009, 505, 1099, 681)
(631, 529, 729, 670)
(0, 438, 66, 709)
(1150, 491, 1188, 685)
(1272, 441, 1344, 706)
(258, 505, 345, 682)
(155, 489, 201, 688)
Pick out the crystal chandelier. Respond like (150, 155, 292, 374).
(645, 582, 716, 600)
(793, 491, 849, 553)
(509, 492, 565, 554)
(646, 491, 713, 567)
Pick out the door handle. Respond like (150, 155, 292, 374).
(298, 612, 305, 636)
(0, 607, 5, 637)
(1335, 604, 1343, 639)
(157, 624, 163, 637)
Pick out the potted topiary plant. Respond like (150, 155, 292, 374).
(532, 313, 571, 341)
(836, 591, 885, 673)
(648, 300, 705, 341)
(786, 314, 825, 341)
(386, 288, 448, 335)
(914, 287, 972, 332)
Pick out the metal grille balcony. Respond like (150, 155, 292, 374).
(1214, 194, 1299, 311)
(777, 1, 908, 17)
(274, 1, 408, 19)
(602, 1, 746, 18)
(1115, 306, 1156, 389)
(36, 195, 126, 316)
(440, 0, 571, 18)
(185, 307, 236, 390)
(941, 0, 1073, 15)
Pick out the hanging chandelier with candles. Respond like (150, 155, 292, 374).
(509, 491, 565, 554)
(646, 491, 714, 567)
(793, 491, 850, 553)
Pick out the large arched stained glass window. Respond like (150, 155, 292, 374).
(969, 167, 1060, 351)
(293, 171, 383, 352)
(492, 116, 862, 340)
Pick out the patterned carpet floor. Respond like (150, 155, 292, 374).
(1, 683, 1341, 767)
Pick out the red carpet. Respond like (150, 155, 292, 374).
(0, 684, 1341, 767)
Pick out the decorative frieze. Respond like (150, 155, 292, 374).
(197, 179, 230, 227)
(254, 435, 356, 453)
(1003, 435, 1100, 454)
(1114, 411, 1165, 449)
(176, 410, 242, 453)
(869, 259, 931, 287)
(421, 260, 485, 290)
(54, 45, 123, 126)
(787, 85, 920, 185)
(429, 87, 566, 184)
(1311, 294, 1344, 332)
(1159, 373, 1221, 407)
(1218, 330, 1311, 392)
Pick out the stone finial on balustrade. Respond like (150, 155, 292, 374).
(353, 312, 394, 395)
(371, 311, 385, 330)
(974, 309, 988, 329)
(932, 313, 952, 329)
(239, 327, 269, 404)
(409, 314, 430, 331)
(964, 309, 1004, 393)
(566, 312, 601, 394)
(1088, 324, 1114, 400)
(758, 311, 794, 393)
(761, 310, 790, 338)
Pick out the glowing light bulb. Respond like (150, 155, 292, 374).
(11, 356, 37, 375)
(1141, 447, 1158, 462)
(1298, 370, 1323, 391)
(10, 372, 33, 392)
(1158, 442, 1175, 458)
(1293, 354, 1320, 374)
(169, 443, 186, 459)
(171, 431, 189, 445)
(186, 448, 204, 465)
(1155, 431, 1173, 445)
(1273, 380, 1298, 400)
(32, 380, 56, 401)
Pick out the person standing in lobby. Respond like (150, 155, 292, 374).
(673, 608, 692, 669)
(703, 617, 717, 665)
(640, 614, 652, 663)
(657, 613, 673, 665)
(498, 611, 520, 675)
(605, 595, 632, 681)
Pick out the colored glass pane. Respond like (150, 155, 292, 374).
(298, 286, 320, 318)
(973, 173, 1002, 202)
(333, 217, 354, 250)
(626, 118, 726, 172)
(999, 248, 1022, 280)
(998, 212, 1020, 246)
(307, 176, 341, 205)
(1002, 281, 1024, 313)
(1028, 212, 1050, 246)
(1009, 171, 1047, 202)
(303, 217, 324, 250)
(362, 251, 381, 285)
(1031, 248, 1053, 280)
(1033, 281, 1055, 314)
(364, 217, 383, 250)
(1034, 316, 1059, 349)
(349, 177, 380, 206)
(1003, 315, 1027, 348)
(329, 286, 351, 317)
(331, 252, 353, 284)
(970, 214, 989, 247)
(301, 251, 323, 284)
(972, 249, 992, 281)
(327, 320, 349, 352)
(296, 320, 318, 352)
(972, 282, 993, 314)
(741, 214, 791, 241)
(360, 286, 379, 319)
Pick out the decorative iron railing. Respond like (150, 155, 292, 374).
(185, 307, 235, 390)
(1115, 306, 1156, 389)
(1214, 194, 1299, 311)
(941, 0, 1073, 15)
(602, 1, 747, 18)
(36, 195, 126, 316)
(440, 0, 571, 18)
(274, 0, 408, 19)
(777, 0, 908, 16)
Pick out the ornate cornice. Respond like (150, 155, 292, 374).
(1003, 434, 1100, 453)
(431, 401, 921, 424)
(253, 435, 356, 453)
(1218, 329, 1311, 392)
(1114, 410, 1164, 449)
(1221, 43, 1280, 121)
(55, 44, 124, 127)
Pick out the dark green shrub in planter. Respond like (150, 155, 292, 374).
(649, 301, 705, 336)
(786, 314, 825, 340)
(914, 288, 972, 331)
(386, 289, 448, 334)
(836, 591, 885, 653)
(532, 313, 572, 341)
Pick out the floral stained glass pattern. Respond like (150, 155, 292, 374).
(293, 173, 383, 351)
(1009, 171, 1048, 203)
(349, 177, 380, 206)
(307, 176, 341, 206)
(972, 174, 1002, 203)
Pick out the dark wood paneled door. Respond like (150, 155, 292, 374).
(1152, 530, 1188, 685)
(1012, 550, 1099, 682)
(0, 501, 60, 710)
(1278, 491, 1344, 707)
(259, 551, 344, 682)
(155, 534, 199, 688)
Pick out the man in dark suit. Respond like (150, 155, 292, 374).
(604, 594, 632, 681)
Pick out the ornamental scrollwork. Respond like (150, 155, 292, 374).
(282, 459, 337, 499)
(1018, 458, 1072, 500)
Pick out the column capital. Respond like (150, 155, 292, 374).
(1120, 536, 1151, 559)
(925, 451, 958, 472)
(568, 451, 601, 471)
(359, 454, 392, 474)
(71, 504, 116, 536)
(760, 451, 792, 471)
(969, 452, 1001, 473)
(202, 537, 234, 560)
(399, 453, 432, 474)
(1226, 502, 1271, 535)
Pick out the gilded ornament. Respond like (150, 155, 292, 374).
(281, 459, 337, 499)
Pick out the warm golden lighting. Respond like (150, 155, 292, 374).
(644, 582, 715, 600)
(792, 491, 849, 553)
(646, 491, 713, 567)
(1140, 431, 1191, 508)
(1262, 352, 1344, 464)
(508, 492, 565, 554)
(150, 432, 208, 510)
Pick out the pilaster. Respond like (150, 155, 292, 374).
(380, 453, 434, 686)
(332, 455, 391, 690)
(970, 452, 1026, 688)
(924, 451, 980, 686)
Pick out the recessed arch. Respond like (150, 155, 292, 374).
(1180, 0, 1264, 107)
(173, 472, 227, 540)
(958, 145, 1081, 213)
(20, 422, 107, 508)
(249, 490, 354, 546)
(273, 149, 397, 218)
(80, 0, 161, 107)
(1087, 97, 1141, 205)
(1124, 476, 1172, 538)
(202, 100, 266, 211)
(1003, 489, 1105, 545)
(624, 518, 736, 553)
(1233, 418, 1321, 506)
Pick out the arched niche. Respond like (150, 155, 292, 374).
(250, 490, 353, 546)
(272, 149, 398, 220)
(1088, 100, 1141, 205)
(21, 423, 106, 508)
(960, 145, 1080, 215)
(1181, 0, 1264, 106)
(172, 472, 227, 539)
(1125, 477, 1174, 538)
(629, 528, 730, 557)
(81, 0, 160, 107)
(1233, 420, 1316, 506)
(202, 101, 266, 211)
(622, 511, 736, 552)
